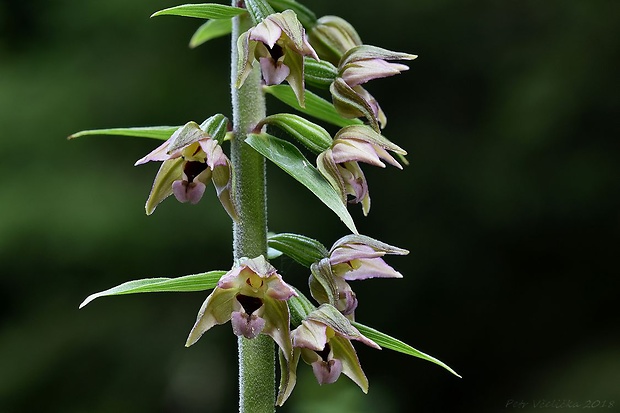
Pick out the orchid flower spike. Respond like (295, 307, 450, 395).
(186, 256, 297, 359)
(135, 116, 237, 219)
(317, 125, 407, 215)
(236, 10, 319, 107)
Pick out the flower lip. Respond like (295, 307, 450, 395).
(236, 294, 263, 315)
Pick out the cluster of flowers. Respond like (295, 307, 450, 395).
(132, 5, 415, 405)
(183, 234, 406, 404)
(136, 8, 414, 218)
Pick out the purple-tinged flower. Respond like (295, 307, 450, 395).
(186, 256, 297, 359)
(330, 46, 416, 130)
(237, 10, 319, 107)
(309, 235, 408, 317)
(291, 304, 379, 389)
(317, 125, 406, 216)
(329, 234, 408, 280)
(135, 119, 237, 219)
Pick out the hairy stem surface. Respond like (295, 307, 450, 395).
(230, 7, 274, 413)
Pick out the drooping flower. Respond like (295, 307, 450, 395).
(291, 304, 379, 389)
(317, 125, 406, 216)
(330, 45, 417, 130)
(186, 256, 297, 359)
(236, 10, 319, 107)
(308, 15, 363, 65)
(134, 116, 237, 219)
(309, 235, 408, 317)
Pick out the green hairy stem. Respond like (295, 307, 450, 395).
(230, 6, 275, 413)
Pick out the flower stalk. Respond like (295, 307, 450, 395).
(231, 6, 274, 413)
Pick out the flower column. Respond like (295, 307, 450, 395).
(230, 4, 274, 413)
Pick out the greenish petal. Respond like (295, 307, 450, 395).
(276, 348, 301, 406)
(262, 298, 294, 360)
(329, 336, 369, 393)
(145, 158, 184, 215)
(330, 78, 380, 132)
(186, 287, 237, 346)
(283, 46, 306, 107)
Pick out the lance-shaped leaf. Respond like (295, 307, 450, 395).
(304, 57, 338, 89)
(68, 126, 179, 141)
(246, 133, 358, 234)
(79, 271, 226, 309)
(267, 0, 317, 29)
(268, 232, 329, 267)
(265, 85, 362, 128)
(190, 18, 233, 48)
(151, 4, 246, 19)
(352, 321, 462, 378)
(258, 113, 332, 153)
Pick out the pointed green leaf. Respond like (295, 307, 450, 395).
(268, 232, 328, 267)
(264, 85, 362, 128)
(68, 126, 179, 141)
(246, 133, 358, 234)
(352, 322, 462, 378)
(79, 270, 227, 309)
(190, 18, 233, 48)
(151, 4, 246, 19)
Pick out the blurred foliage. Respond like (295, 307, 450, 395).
(1, 0, 618, 412)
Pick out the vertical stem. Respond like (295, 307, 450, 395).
(230, 7, 275, 413)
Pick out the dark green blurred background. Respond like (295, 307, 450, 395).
(1, 0, 618, 412)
